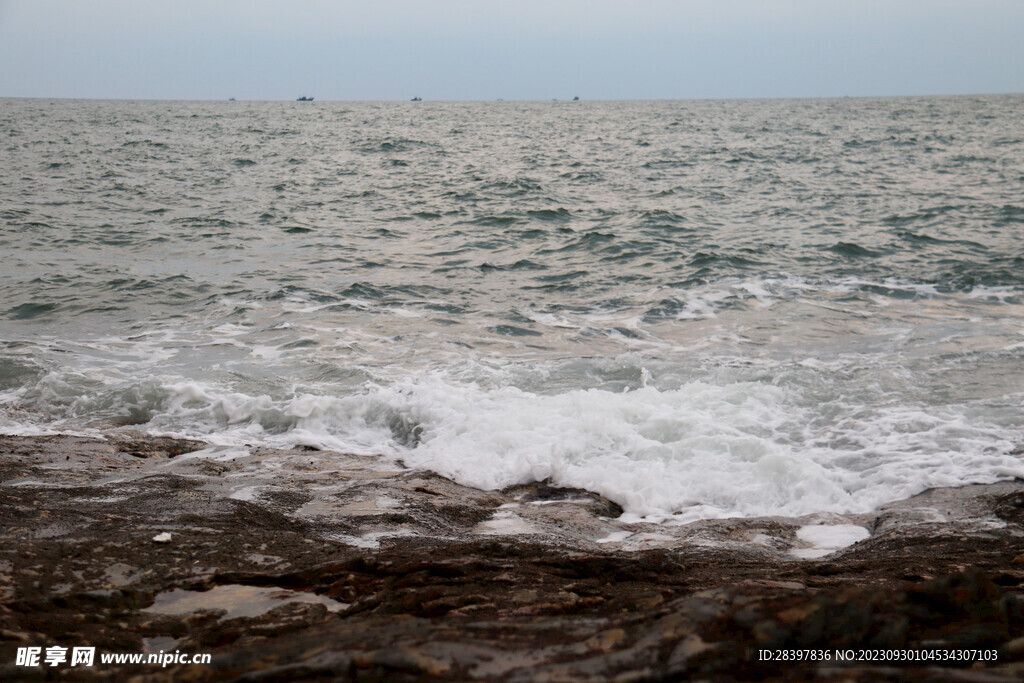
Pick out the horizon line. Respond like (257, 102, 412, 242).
(2, 90, 1023, 105)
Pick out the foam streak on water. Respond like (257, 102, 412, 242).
(2, 95, 1023, 520)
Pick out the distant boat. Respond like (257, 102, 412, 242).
(573, 96, 580, 101)
(228, 97, 236, 102)
(410, 96, 422, 102)
(296, 96, 314, 102)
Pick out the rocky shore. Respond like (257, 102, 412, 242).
(2, 432, 1024, 681)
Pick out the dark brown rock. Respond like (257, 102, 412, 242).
(1, 433, 1024, 680)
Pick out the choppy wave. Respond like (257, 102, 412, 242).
(2, 95, 1024, 521)
(3, 349, 1023, 521)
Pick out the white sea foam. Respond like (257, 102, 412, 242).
(93, 369, 1020, 523)
(5, 329, 1023, 525)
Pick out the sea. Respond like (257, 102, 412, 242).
(2, 95, 1023, 523)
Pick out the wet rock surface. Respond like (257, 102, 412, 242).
(1, 433, 1024, 680)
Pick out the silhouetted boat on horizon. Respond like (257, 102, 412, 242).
(296, 96, 314, 102)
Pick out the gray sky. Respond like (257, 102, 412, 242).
(1, 0, 1022, 101)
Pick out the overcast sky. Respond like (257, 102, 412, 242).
(1, 0, 1022, 101)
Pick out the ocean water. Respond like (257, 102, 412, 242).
(2, 95, 1023, 522)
